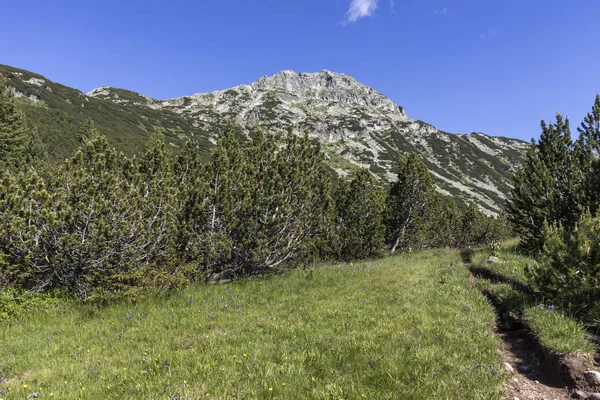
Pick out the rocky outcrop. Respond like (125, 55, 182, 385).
(15, 66, 527, 214)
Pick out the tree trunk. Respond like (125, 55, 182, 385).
(391, 236, 400, 253)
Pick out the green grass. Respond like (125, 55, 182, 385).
(471, 241, 596, 357)
(523, 306, 596, 355)
(0, 249, 505, 399)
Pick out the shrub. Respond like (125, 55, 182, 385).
(528, 213, 600, 318)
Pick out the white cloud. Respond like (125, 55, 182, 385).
(344, 0, 379, 24)
(480, 27, 498, 39)
(435, 6, 447, 14)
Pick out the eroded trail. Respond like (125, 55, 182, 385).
(464, 250, 572, 399)
(498, 329, 570, 400)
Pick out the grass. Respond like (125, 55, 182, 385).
(1, 249, 505, 399)
(469, 241, 596, 357)
(523, 306, 596, 355)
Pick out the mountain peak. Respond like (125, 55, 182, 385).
(1, 63, 528, 215)
(252, 69, 358, 91)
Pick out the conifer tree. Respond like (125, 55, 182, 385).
(0, 73, 42, 169)
(175, 125, 244, 276)
(577, 94, 600, 213)
(47, 133, 150, 299)
(506, 114, 584, 251)
(426, 195, 463, 248)
(334, 168, 386, 260)
(0, 169, 55, 290)
(229, 128, 333, 277)
(133, 134, 177, 272)
(386, 153, 435, 253)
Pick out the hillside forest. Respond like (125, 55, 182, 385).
(1, 72, 600, 324)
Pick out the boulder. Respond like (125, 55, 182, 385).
(585, 371, 600, 387)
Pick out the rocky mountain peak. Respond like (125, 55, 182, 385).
(249, 70, 404, 115)
(1, 63, 528, 215)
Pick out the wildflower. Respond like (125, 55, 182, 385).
(268, 388, 273, 391)
(50, 393, 54, 396)
(282, 382, 286, 386)
(23, 384, 28, 389)
(362, 394, 366, 398)
(82, 387, 86, 391)
(141, 370, 148, 374)
(243, 353, 247, 358)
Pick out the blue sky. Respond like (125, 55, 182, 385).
(2, 0, 600, 141)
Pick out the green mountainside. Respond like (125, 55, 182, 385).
(0, 64, 527, 213)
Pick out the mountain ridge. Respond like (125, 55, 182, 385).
(1, 64, 527, 214)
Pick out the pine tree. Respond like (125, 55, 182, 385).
(48, 133, 149, 299)
(133, 134, 177, 274)
(0, 73, 34, 168)
(460, 203, 487, 247)
(386, 153, 435, 253)
(506, 114, 585, 251)
(228, 128, 334, 277)
(0, 169, 55, 290)
(175, 125, 244, 277)
(577, 94, 600, 213)
(426, 195, 463, 248)
(334, 168, 386, 260)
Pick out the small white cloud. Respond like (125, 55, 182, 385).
(389, 0, 395, 13)
(343, 0, 379, 24)
(434, 6, 447, 14)
(480, 27, 498, 39)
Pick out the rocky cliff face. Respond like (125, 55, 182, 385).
(88, 70, 527, 214)
(2, 64, 527, 214)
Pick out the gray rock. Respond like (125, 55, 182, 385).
(79, 68, 530, 215)
(571, 390, 586, 399)
(587, 393, 600, 400)
(503, 362, 514, 373)
(487, 256, 503, 264)
(585, 371, 600, 387)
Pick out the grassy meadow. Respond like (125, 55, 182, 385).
(1, 249, 506, 399)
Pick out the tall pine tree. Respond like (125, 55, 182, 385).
(386, 153, 435, 253)
(0, 73, 33, 169)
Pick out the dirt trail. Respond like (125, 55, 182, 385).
(462, 249, 574, 399)
(498, 329, 570, 400)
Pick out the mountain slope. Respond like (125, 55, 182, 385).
(1, 65, 527, 213)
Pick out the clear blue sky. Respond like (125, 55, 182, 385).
(2, 0, 600, 141)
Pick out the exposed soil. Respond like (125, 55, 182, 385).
(499, 329, 571, 400)
(467, 261, 598, 399)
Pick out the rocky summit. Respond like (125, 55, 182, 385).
(2, 65, 528, 214)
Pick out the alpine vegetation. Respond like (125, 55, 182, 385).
(0, 72, 508, 302)
(506, 94, 600, 324)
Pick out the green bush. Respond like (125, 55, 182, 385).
(528, 213, 600, 319)
(0, 286, 66, 321)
